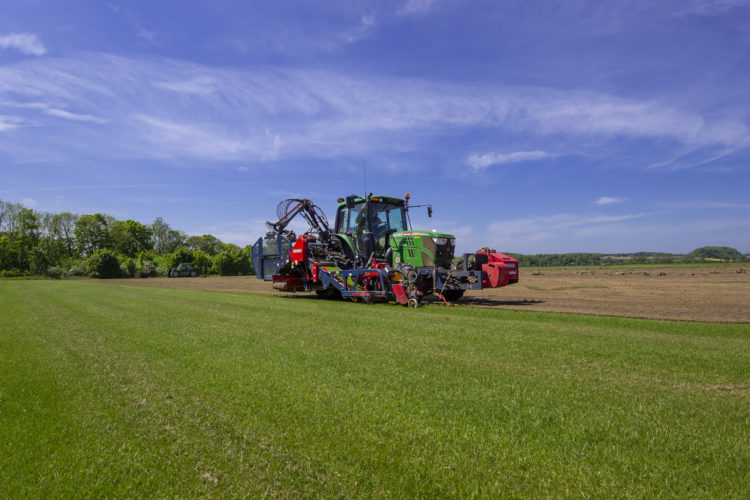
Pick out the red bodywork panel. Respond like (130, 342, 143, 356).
(391, 284, 409, 305)
(272, 275, 305, 292)
(290, 236, 308, 264)
(477, 251, 519, 288)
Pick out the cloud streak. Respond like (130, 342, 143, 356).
(594, 196, 627, 206)
(466, 150, 551, 169)
(0, 53, 748, 166)
(0, 33, 47, 56)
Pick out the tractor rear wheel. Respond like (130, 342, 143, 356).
(316, 288, 342, 300)
(441, 289, 465, 302)
(190, 270, 197, 277)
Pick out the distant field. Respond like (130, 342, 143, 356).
(1, 280, 749, 497)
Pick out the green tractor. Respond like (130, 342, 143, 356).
(252, 194, 519, 307)
(167, 262, 198, 278)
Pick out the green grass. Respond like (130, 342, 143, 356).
(1, 281, 748, 498)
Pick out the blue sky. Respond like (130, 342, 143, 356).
(1, 0, 749, 254)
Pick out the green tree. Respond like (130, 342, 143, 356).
(151, 217, 185, 254)
(239, 246, 254, 275)
(689, 246, 744, 261)
(14, 208, 42, 272)
(186, 234, 224, 256)
(53, 212, 79, 258)
(110, 219, 153, 258)
(212, 251, 240, 276)
(75, 214, 110, 256)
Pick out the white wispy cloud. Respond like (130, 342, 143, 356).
(678, 0, 750, 15)
(341, 15, 377, 43)
(660, 200, 750, 210)
(45, 108, 108, 124)
(0, 33, 47, 56)
(136, 29, 156, 41)
(487, 212, 654, 253)
(399, 0, 438, 15)
(594, 196, 627, 206)
(0, 115, 29, 131)
(466, 150, 551, 170)
(488, 212, 750, 253)
(0, 53, 748, 165)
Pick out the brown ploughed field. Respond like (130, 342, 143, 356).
(107, 264, 750, 323)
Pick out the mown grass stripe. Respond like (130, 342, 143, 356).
(1, 280, 748, 497)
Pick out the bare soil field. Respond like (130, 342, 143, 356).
(106, 264, 750, 323)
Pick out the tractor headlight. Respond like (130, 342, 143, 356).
(434, 237, 448, 245)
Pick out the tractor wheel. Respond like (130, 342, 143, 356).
(172, 270, 180, 278)
(190, 270, 197, 277)
(441, 289, 465, 302)
(407, 298, 419, 309)
(316, 288, 342, 300)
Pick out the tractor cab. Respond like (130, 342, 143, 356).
(333, 194, 455, 269)
(334, 195, 408, 264)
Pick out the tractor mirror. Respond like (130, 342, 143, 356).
(428, 206, 433, 218)
(345, 195, 356, 209)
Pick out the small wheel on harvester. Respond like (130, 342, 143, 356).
(406, 269, 418, 283)
(407, 298, 419, 309)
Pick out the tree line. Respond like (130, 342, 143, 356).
(0, 199, 254, 278)
(508, 247, 746, 267)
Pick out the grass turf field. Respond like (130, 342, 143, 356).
(1, 280, 748, 497)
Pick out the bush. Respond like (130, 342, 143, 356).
(120, 258, 137, 277)
(88, 249, 122, 278)
(173, 247, 194, 265)
(65, 265, 87, 277)
(46, 266, 64, 279)
(192, 249, 213, 275)
(137, 250, 157, 267)
(238, 247, 254, 275)
(212, 251, 240, 276)
(0, 268, 26, 278)
(140, 260, 157, 275)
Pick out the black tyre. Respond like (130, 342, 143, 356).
(316, 288, 342, 300)
(441, 289, 465, 302)
(190, 270, 197, 277)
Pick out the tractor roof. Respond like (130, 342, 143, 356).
(336, 195, 406, 208)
